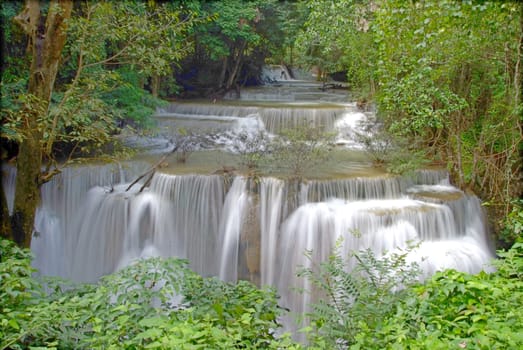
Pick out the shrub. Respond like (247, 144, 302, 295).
(0, 239, 298, 349)
(298, 240, 421, 349)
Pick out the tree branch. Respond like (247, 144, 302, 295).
(125, 145, 179, 193)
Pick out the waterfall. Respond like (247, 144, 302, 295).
(145, 173, 226, 276)
(260, 177, 285, 286)
(156, 102, 345, 134)
(273, 191, 493, 332)
(1, 74, 496, 338)
(4, 166, 493, 282)
(3, 159, 494, 343)
(1, 165, 16, 214)
(219, 177, 249, 282)
(69, 185, 133, 281)
(261, 64, 292, 82)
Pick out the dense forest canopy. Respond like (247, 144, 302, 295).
(1, 1, 523, 349)
(0, 1, 521, 243)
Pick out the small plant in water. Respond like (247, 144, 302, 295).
(173, 127, 209, 163)
(232, 130, 273, 177)
(271, 124, 335, 181)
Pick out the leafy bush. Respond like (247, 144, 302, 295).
(231, 130, 273, 177)
(298, 241, 421, 349)
(351, 243, 523, 349)
(0, 239, 297, 349)
(0, 239, 43, 349)
(351, 115, 394, 165)
(299, 234, 523, 349)
(101, 68, 167, 129)
(271, 124, 335, 181)
(499, 199, 523, 246)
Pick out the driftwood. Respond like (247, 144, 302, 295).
(125, 145, 179, 193)
(320, 82, 346, 91)
(211, 166, 237, 175)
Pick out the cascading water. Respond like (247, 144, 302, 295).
(155, 101, 345, 134)
(2, 78, 494, 338)
(219, 176, 249, 282)
(260, 177, 285, 286)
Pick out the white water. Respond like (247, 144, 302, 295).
(219, 177, 249, 282)
(152, 101, 373, 156)
(260, 177, 285, 286)
(273, 192, 492, 336)
(156, 102, 344, 134)
(8, 167, 492, 284)
(2, 79, 495, 338)
(4, 158, 494, 342)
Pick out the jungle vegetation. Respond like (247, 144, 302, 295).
(1, 0, 522, 348)
(1, 0, 520, 247)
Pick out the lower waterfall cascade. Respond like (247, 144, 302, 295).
(3, 164, 494, 315)
(2, 80, 495, 335)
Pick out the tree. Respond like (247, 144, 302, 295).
(8, 0, 73, 247)
(293, 0, 522, 236)
(295, 0, 376, 93)
(184, 0, 287, 95)
(232, 130, 272, 177)
(2, 0, 196, 247)
(374, 0, 522, 229)
(267, 1, 309, 67)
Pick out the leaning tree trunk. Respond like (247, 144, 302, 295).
(11, 0, 72, 247)
(218, 56, 228, 90)
(225, 41, 246, 91)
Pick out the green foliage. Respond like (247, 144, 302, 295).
(0, 238, 296, 349)
(294, 0, 522, 214)
(56, 0, 196, 128)
(295, 0, 376, 91)
(190, 0, 288, 89)
(299, 230, 523, 350)
(374, 0, 521, 208)
(64, 1, 196, 78)
(352, 243, 523, 349)
(0, 80, 30, 142)
(231, 126, 334, 180)
(386, 146, 430, 176)
(0, 1, 28, 83)
(0, 239, 43, 348)
(271, 124, 335, 181)
(499, 199, 523, 245)
(350, 114, 430, 172)
(232, 131, 273, 176)
(101, 68, 167, 128)
(1, 0, 197, 164)
(298, 240, 420, 349)
(260, 1, 308, 66)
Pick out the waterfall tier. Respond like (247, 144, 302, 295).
(1, 77, 495, 339)
(0, 164, 492, 285)
(156, 102, 345, 134)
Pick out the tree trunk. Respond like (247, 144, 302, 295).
(225, 41, 246, 90)
(11, 0, 72, 247)
(218, 56, 228, 89)
(0, 182, 10, 239)
(151, 74, 160, 98)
